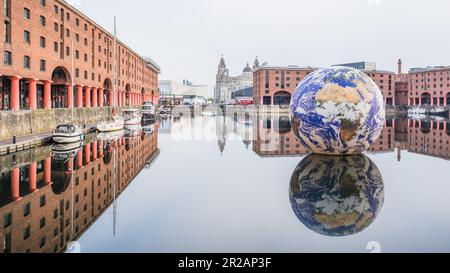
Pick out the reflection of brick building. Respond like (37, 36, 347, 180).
(395, 80, 409, 106)
(252, 115, 309, 157)
(252, 115, 397, 157)
(367, 120, 396, 153)
(0, 130, 159, 253)
(406, 120, 450, 159)
(250, 111, 450, 160)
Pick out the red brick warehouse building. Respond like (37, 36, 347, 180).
(0, 0, 160, 112)
(253, 66, 315, 106)
(408, 66, 450, 107)
(253, 65, 396, 106)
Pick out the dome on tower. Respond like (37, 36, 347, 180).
(243, 63, 252, 73)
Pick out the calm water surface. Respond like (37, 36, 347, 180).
(1, 113, 450, 253)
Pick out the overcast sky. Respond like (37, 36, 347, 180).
(67, 0, 450, 95)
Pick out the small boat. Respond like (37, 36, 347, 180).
(158, 106, 172, 115)
(429, 108, 449, 117)
(97, 116, 124, 132)
(52, 124, 84, 144)
(123, 109, 142, 128)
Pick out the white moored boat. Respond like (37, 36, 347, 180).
(123, 109, 142, 128)
(52, 124, 84, 144)
(97, 116, 124, 132)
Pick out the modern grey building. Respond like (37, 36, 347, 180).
(332, 62, 377, 71)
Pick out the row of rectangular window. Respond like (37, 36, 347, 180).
(21, 4, 111, 49)
(411, 91, 450, 96)
(4, 51, 46, 71)
(54, 3, 109, 41)
(14, 35, 143, 82)
(2, 195, 46, 228)
(414, 78, 450, 83)
(414, 71, 450, 76)
(4, 52, 135, 87)
(7, 1, 146, 69)
(414, 84, 450, 89)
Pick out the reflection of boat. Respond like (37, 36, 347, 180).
(142, 124, 154, 135)
(97, 129, 124, 142)
(408, 107, 449, 118)
(142, 119, 156, 135)
(123, 109, 142, 128)
(201, 111, 216, 117)
(408, 107, 427, 119)
(430, 116, 448, 122)
(141, 102, 156, 120)
(124, 123, 142, 133)
(96, 116, 124, 132)
(408, 113, 428, 120)
(124, 128, 142, 139)
(52, 124, 84, 144)
(52, 141, 83, 153)
(289, 154, 384, 237)
(408, 115, 448, 123)
(429, 108, 449, 117)
(52, 142, 82, 161)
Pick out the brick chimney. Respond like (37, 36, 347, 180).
(397, 59, 402, 75)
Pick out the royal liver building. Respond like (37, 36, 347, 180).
(214, 56, 259, 104)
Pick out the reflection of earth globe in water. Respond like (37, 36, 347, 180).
(289, 154, 384, 237)
(290, 67, 385, 155)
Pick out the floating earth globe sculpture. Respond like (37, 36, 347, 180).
(289, 154, 384, 237)
(290, 67, 385, 155)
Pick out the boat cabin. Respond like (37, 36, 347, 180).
(142, 103, 154, 111)
(55, 124, 78, 134)
(123, 109, 140, 116)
